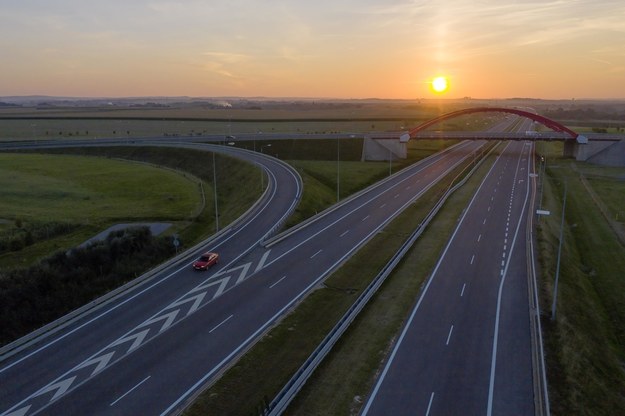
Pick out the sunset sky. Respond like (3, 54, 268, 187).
(1, 0, 624, 99)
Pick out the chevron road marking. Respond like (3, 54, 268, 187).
(1, 249, 272, 416)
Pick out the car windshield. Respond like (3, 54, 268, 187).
(199, 256, 210, 262)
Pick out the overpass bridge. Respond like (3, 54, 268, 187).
(363, 107, 625, 166)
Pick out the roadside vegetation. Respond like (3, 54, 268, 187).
(0, 226, 174, 345)
(0, 152, 201, 270)
(535, 142, 625, 415)
(0, 147, 260, 346)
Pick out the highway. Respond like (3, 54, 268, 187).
(0, 139, 487, 415)
(361, 139, 537, 415)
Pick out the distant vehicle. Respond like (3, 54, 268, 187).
(226, 135, 236, 139)
(192, 252, 219, 271)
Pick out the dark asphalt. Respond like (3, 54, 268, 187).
(362, 140, 535, 416)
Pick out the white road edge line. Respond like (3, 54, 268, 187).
(110, 376, 151, 406)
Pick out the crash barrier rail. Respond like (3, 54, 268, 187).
(262, 141, 469, 248)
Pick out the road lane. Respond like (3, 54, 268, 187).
(362, 140, 535, 415)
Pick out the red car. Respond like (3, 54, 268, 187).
(192, 252, 219, 271)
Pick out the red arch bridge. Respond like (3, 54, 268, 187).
(362, 107, 595, 162)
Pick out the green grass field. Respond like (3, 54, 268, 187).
(0, 153, 200, 222)
(0, 153, 202, 269)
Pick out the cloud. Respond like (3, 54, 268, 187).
(202, 51, 249, 64)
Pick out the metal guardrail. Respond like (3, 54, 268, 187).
(266, 142, 500, 415)
(262, 141, 468, 248)
(527, 155, 551, 416)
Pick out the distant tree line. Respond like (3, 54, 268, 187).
(0, 226, 175, 346)
(544, 107, 625, 123)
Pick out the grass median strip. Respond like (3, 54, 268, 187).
(184, 144, 499, 416)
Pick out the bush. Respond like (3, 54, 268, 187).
(0, 226, 175, 346)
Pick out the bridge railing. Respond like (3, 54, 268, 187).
(413, 131, 572, 140)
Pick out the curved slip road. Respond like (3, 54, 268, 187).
(1, 139, 485, 415)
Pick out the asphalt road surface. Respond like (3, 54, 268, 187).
(362, 140, 536, 415)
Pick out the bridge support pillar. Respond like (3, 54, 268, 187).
(362, 133, 410, 161)
(563, 140, 577, 158)
(362, 137, 407, 161)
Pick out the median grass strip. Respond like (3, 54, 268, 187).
(535, 143, 625, 415)
(184, 143, 497, 416)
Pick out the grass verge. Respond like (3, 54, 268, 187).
(184, 142, 498, 416)
(12, 146, 263, 251)
(535, 142, 625, 415)
(0, 152, 201, 269)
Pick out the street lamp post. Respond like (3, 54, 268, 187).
(337, 138, 340, 202)
(551, 180, 567, 321)
(212, 151, 219, 233)
(537, 155, 546, 222)
(260, 144, 272, 190)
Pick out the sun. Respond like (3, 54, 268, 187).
(431, 76, 449, 93)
